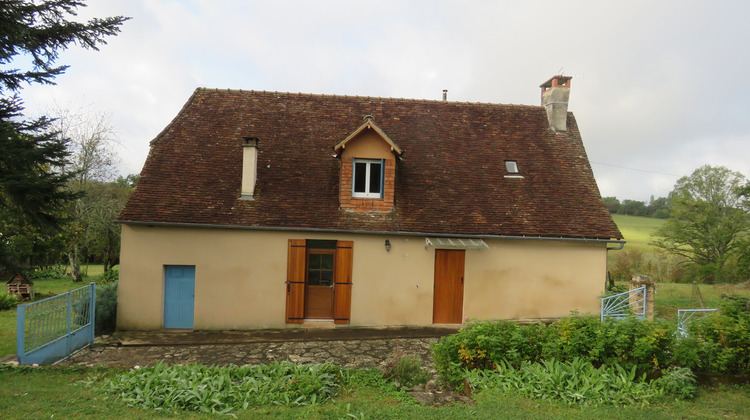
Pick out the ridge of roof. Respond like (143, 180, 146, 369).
(194, 87, 540, 109)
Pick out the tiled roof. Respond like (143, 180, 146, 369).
(118, 89, 622, 240)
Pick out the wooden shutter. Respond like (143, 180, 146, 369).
(285, 239, 306, 323)
(333, 240, 353, 324)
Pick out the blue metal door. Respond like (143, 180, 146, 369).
(164, 265, 195, 329)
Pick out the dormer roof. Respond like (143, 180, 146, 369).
(334, 115, 403, 155)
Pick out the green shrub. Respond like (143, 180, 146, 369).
(382, 354, 429, 389)
(28, 267, 65, 280)
(100, 361, 341, 414)
(436, 296, 750, 389)
(97, 268, 118, 284)
(604, 282, 629, 296)
(654, 367, 698, 400)
(95, 281, 118, 334)
(0, 293, 19, 310)
(686, 295, 750, 374)
(434, 316, 675, 388)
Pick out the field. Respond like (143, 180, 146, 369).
(612, 214, 666, 250)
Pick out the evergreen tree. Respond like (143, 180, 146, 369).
(0, 1, 127, 275)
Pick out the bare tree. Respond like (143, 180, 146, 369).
(49, 102, 120, 281)
(50, 102, 120, 184)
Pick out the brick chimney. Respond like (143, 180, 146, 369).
(540, 75, 572, 132)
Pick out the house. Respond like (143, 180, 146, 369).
(116, 76, 623, 330)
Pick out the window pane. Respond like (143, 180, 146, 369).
(308, 269, 320, 286)
(369, 162, 382, 194)
(309, 254, 321, 269)
(354, 162, 367, 193)
(505, 161, 519, 173)
(320, 270, 333, 286)
(321, 254, 334, 269)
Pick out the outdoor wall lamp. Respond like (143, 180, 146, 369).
(385, 239, 391, 252)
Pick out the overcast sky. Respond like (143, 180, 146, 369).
(20, 0, 750, 202)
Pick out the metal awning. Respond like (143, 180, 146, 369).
(425, 237, 489, 250)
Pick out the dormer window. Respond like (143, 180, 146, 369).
(335, 116, 402, 211)
(352, 159, 384, 198)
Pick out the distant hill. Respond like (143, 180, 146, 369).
(611, 214, 666, 251)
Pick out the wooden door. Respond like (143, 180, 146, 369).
(286, 239, 353, 323)
(304, 249, 335, 318)
(164, 265, 195, 329)
(432, 250, 465, 324)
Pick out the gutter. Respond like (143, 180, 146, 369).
(119, 220, 627, 249)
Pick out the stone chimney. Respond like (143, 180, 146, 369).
(540, 75, 572, 132)
(240, 137, 259, 200)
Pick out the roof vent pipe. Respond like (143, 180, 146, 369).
(540, 76, 572, 132)
(442, 89, 448, 101)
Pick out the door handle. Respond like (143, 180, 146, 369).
(461, 277, 464, 285)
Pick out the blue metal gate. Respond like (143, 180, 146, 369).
(164, 265, 195, 329)
(600, 286, 647, 321)
(16, 283, 95, 365)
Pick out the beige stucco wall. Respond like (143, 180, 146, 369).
(117, 225, 608, 330)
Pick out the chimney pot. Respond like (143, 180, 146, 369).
(540, 75, 572, 132)
(442, 89, 448, 101)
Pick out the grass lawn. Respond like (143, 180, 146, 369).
(0, 366, 748, 419)
(612, 214, 666, 251)
(0, 310, 15, 358)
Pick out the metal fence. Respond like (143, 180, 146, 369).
(16, 283, 95, 365)
(600, 286, 646, 321)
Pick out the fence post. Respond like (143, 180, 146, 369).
(16, 304, 25, 360)
(67, 290, 72, 357)
(90, 282, 96, 343)
(631, 275, 655, 321)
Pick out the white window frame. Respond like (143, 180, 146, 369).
(352, 158, 384, 198)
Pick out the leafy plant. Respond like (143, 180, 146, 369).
(654, 367, 698, 400)
(99, 361, 342, 415)
(466, 358, 663, 407)
(0, 293, 18, 310)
